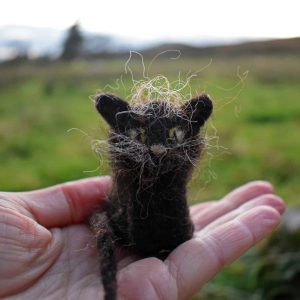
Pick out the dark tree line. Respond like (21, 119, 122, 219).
(61, 23, 83, 61)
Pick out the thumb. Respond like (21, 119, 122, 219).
(13, 176, 112, 228)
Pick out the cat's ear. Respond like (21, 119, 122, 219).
(182, 94, 213, 128)
(95, 94, 129, 128)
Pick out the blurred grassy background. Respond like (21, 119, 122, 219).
(0, 53, 300, 299)
(1, 54, 299, 205)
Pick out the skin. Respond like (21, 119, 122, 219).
(0, 177, 285, 300)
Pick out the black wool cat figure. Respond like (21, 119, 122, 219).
(90, 93, 213, 300)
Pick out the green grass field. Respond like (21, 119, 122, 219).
(0, 54, 300, 299)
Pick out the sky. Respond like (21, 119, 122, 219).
(0, 0, 299, 43)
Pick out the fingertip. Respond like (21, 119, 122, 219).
(64, 175, 111, 187)
(238, 205, 282, 242)
(89, 176, 113, 201)
(257, 194, 285, 215)
(241, 181, 275, 197)
(63, 176, 112, 199)
(97, 175, 113, 193)
(224, 180, 275, 204)
(258, 205, 281, 224)
(248, 180, 274, 192)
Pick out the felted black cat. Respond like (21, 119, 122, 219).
(90, 93, 213, 300)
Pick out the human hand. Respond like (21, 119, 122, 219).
(0, 178, 284, 299)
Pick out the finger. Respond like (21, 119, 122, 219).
(223, 180, 274, 202)
(197, 194, 285, 234)
(189, 201, 217, 217)
(165, 205, 281, 300)
(192, 181, 274, 230)
(16, 176, 112, 228)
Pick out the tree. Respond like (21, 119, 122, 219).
(61, 22, 83, 61)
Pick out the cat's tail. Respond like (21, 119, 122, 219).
(90, 212, 117, 300)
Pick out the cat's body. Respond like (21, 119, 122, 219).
(90, 94, 213, 300)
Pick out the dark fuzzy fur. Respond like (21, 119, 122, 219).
(90, 94, 213, 300)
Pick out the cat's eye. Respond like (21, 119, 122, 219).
(128, 129, 138, 139)
(169, 127, 184, 143)
(127, 128, 146, 144)
(139, 128, 146, 144)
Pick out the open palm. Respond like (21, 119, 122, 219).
(0, 177, 284, 300)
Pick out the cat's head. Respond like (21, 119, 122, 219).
(95, 93, 213, 171)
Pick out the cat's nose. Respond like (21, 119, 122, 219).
(150, 144, 167, 156)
